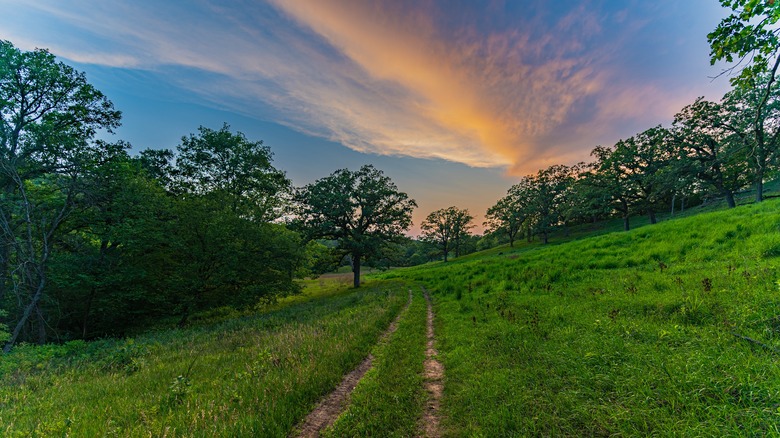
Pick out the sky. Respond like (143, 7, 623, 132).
(0, 0, 734, 234)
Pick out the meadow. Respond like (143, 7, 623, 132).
(0, 280, 407, 436)
(1, 198, 780, 436)
(382, 197, 780, 435)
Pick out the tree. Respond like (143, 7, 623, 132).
(48, 144, 177, 338)
(590, 146, 637, 231)
(617, 127, 678, 224)
(175, 124, 290, 221)
(589, 127, 678, 231)
(295, 165, 416, 287)
(530, 165, 575, 244)
(0, 41, 121, 352)
(721, 75, 780, 201)
(672, 97, 749, 208)
(166, 125, 297, 324)
(485, 183, 532, 247)
(710, 1, 780, 202)
(421, 206, 474, 261)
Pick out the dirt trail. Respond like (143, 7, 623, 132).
(292, 290, 412, 438)
(420, 287, 443, 438)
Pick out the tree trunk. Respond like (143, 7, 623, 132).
(648, 210, 657, 225)
(353, 253, 361, 288)
(725, 191, 736, 208)
(82, 287, 97, 338)
(0, 242, 8, 304)
(623, 215, 630, 231)
(756, 178, 764, 203)
(542, 230, 548, 244)
(4, 278, 46, 353)
(36, 304, 46, 345)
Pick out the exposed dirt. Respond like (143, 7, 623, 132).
(292, 290, 412, 438)
(420, 288, 443, 438)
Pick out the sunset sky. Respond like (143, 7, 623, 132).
(0, 0, 734, 234)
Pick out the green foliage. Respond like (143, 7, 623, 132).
(708, 0, 780, 88)
(0, 39, 122, 350)
(174, 123, 290, 221)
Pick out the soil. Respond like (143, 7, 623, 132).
(420, 288, 443, 438)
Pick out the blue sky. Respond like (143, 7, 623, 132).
(0, 0, 733, 233)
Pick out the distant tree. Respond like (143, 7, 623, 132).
(420, 206, 473, 261)
(295, 165, 416, 287)
(618, 127, 679, 224)
(672, 97, 749, 208)
(485, 182, 532, 247)
(0, 41, 121, 352)
(530, 165, 575, 244)
(590, 146, 637, 231)
(451, 208, 475, 257)
(562, 167, 613, 226)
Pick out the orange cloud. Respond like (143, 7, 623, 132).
(6, 0, 729, 176)
(267, 1, 616, 173)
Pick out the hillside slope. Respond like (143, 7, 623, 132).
(382, 198, 780, 435)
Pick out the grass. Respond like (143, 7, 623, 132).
(380, 198, 780, 436)
(0, 280, 408, 437)
(4, 188, 780, 436)
(323, 287, 428, 437)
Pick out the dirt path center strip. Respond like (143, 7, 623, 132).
(421, 287, 444, 438)
(292, 289, 413, 438)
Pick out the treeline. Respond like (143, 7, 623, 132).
(0, 42, 330, 350)
(482, 71, 779, 247)
(0, 40, 431, 350)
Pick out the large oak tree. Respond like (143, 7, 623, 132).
(295, 165, 416, 287)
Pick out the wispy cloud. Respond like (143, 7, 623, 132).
(0, 0, 729, 174)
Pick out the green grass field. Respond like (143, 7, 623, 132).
(0, 280, 407, 436)
(381, 198, 780, 436)
(2, 198, 780, 436)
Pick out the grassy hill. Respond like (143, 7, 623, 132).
(380, 197, 780, 435)
(2, 198, 779, 436)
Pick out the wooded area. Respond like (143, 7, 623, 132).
(1, 0, 779, 351)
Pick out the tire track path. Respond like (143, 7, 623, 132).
(420, 287, 443, 438)
(292, 289, 412, 438)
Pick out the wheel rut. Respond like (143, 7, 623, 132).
(420, 287, 443, 438)
(291, 289, 412, 438)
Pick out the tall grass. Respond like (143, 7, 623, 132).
(0, 281, 407, 436)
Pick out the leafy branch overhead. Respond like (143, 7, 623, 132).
(709, 0, 780, 87)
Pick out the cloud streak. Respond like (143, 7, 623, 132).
(0, 0, 729, 174)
